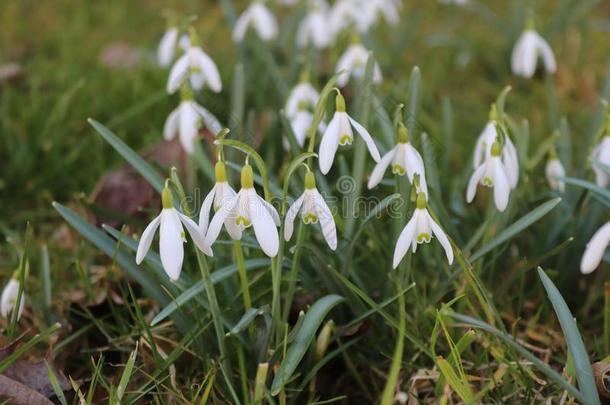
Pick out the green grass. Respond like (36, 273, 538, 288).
(2, 0, 610, 403)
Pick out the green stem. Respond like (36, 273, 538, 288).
(234, 240, 252, 311)
(196, 251, 234, 390)
(282, 224, 307, 324)
(380, 265, 406, 405)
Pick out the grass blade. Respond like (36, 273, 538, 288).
(537, 268, 600, 405)
(88, 118, 164, 192)
(470, 198, 561, 262)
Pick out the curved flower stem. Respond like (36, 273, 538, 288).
(282, 224, 308, 325)
(234, 240, 252, 311)
(169, 168, 235, 392)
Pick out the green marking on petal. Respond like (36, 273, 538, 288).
(482, 177, 494, 187)
(417, 233, 431, 243)
(391, 164, 406, 176)
(237, 216, 251, 228)
(339, 134, 353, 145)
(302, 213, 318, 224)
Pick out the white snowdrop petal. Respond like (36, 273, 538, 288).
(199, 186, 217, 235)
(348, 116, 381, 162)
(163, 107, 180, 141)
(249, 196, 280, 257)
(314, 191, 337, 250)
(136, 214, 162, 264)
(191, 48, 222, 92)
(259, 196, 281, 226)
(368, 148, 396, 189)
(429, 214, 454, 265)
(535, 33, 557, 74)
(192, 103, 223, 135)
(319, 115, 340, 174)
(581, 222, 610, 274)
(492, 159, 510, 212)
(393, 216, 417, 269)
(167, 53, 190, 94)
(178, 212, 213, 256)
(158, 28, 178, 67)
(159, 210, 185, 281)
(466, 164, 486, 203)
(233, 10, 251, 42)
(284, 194, 305, 241)
(206, 193, 240, 245)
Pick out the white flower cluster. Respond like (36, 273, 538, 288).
(137, 3, 610, 282)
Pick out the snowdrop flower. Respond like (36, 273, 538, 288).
(1, 277, 25, 320)
(285, 171, 337, 250)
(163, 96, 222, 154)
(319, 92, 381, 174)
(367, 124, 428, 199)
(393, 193, 454, 268)
(511, 28, 556, 78)
(206, 164, 281, 257)
(363, 0, 400, 27)
(329, 0, 368, 35)
(473, 110, 519, 189)
(136, 185, 212, 281)
(233, 1, 278, 43)
(158, 27, 179, 67)
(467, 141, 511, 212)
(167, 42, 222, 94)
(297, 0, 333, 49)
(591, 136, 610, 188)
(287, 109, 314, 149)
(545, 151, 566, 193)
(336, 43, 382, 87)
(199, 161, 238, 236)
(285, 78, 319, 119)
(581, 222, 610, 274)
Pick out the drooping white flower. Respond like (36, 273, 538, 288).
(581, 222, 610, 274)
(466, 141, 511, 212)
(136, 186, 213, 281)
(297, 0, 333, 49)
(287, 110, 314, 149)
(393, 193, 454, 268)
(473, 120, 519, 189)
(367, 124, 428, 199)
(285, 80, 320, 119)
(318, 92, 381, 174)
(545, 155, 566, 193)
(163, 99, 222, 154)
(592, 136, 610, 188)
(158, 27, 180, 68)
(285, 171, 337, 250)
(336, 44, 382, 87)
(199, 161, 238, 236)
(206, 164, 281, 257)
(328, 0, 373, 35)
(511, 29, 556, 78)
(167, 45, 222, 94)
(233, 1, 279, 43)
(1, 278, 25, 320)
(363, 0, 400, 27)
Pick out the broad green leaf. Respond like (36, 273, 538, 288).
(271, 295, 345, 395)
(227, 307, 266, 336)
(537, 268, 600, 405)
(88, 119, 164, 192)
(470, 198, 561, 262)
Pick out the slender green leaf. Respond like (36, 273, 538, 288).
(88, 119, 164, 192)
(537, 268, 600, 405)
(470, 198, 561, 262)
(117, 344, 138, 401)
